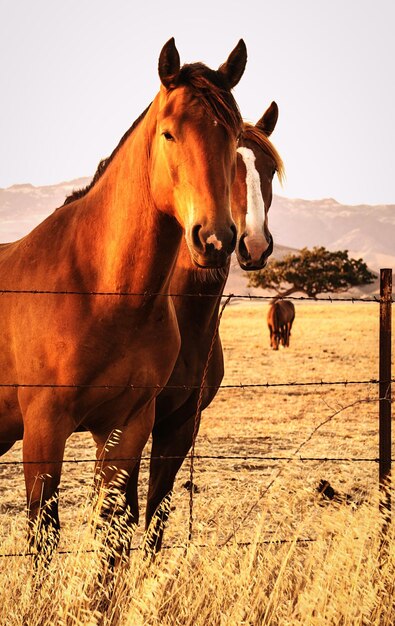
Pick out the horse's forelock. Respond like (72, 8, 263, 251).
(175, 63, 242, 137)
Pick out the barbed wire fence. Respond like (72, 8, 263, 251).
(0, 270, 392, 558)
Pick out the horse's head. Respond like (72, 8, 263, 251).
(232, 102, 284, 271)
(150, 38, 247, 268)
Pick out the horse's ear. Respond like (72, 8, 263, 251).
(158, 37, 181, 89)
(256, 102, 279, 137)
(218, 39, 247, 89)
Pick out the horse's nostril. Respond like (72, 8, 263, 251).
(264, 233, 274, 258)
(238, 233, 250, 261)
(191, 224, 204, 251)
(230, 224, 237, 251)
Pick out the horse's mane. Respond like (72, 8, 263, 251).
(242, 123, 285, 185)
(63, 63, 242, 207)
(63, 105, 151, 206)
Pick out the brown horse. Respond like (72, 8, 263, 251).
(145, 103, 284, 551)
(0, 38, 247, 557)
(267, 299, 295, 350)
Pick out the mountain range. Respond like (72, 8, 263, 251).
(1, 178, 393, 297)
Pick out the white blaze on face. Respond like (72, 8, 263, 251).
(237, 146, 266, 235)
(206, 234, 223, 250)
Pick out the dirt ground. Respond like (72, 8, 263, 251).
(0, 300, 391, 552)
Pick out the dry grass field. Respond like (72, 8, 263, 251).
(0, 301, 394, 625)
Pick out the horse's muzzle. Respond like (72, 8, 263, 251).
(236, 232, 274, 271)
(187, 223, 237, 268)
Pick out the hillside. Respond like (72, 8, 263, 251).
(0, 178, 391, 297)
(0, 178, 91, 242)
(270, 195, 395, 272)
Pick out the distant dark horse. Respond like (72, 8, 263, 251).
(267, 299, 295, 349)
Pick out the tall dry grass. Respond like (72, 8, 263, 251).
(0, 478, 394, 625)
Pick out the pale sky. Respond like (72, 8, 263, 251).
(1, 0, 394, 205)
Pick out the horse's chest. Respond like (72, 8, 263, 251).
(77, 304, 180, 384)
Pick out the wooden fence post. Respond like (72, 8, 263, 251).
(379, 268, 392, 523)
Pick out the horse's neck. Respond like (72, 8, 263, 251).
(69, 105, 181, 295)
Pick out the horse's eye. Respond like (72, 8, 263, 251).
(163, 131, 175, 142)
(272, 168, 277, 178)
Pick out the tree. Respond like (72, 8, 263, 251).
(247, 247, 376, 298)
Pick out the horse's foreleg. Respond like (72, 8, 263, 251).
(286, 322, 291, 347)
(145, 414, 196, 554)
(92, 403, 154, 560)
(22, 412, 72, 564)
(125, 461, 141, 528)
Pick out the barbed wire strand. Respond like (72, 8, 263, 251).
(0, 397, 391, 467)
(0, 455, 391, 467)
(0, 377, 393, 391)
(0, 288, 388, 303)
(0, 537, 318, 559)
